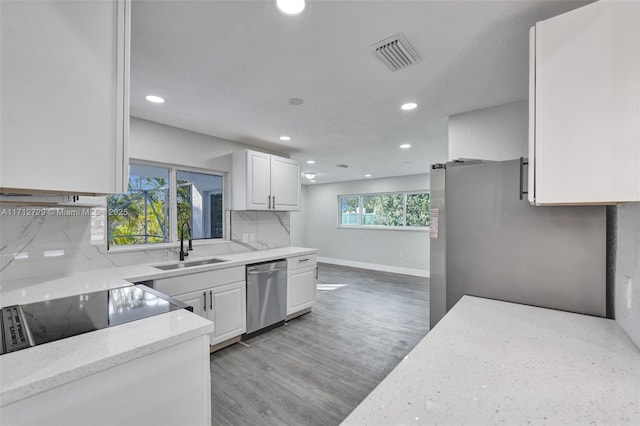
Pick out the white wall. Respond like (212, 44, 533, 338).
(130, 117, 287, 171)
(448, 100, 528, 161)
(290, 186, 308, 247)
(293, 174, 430, 277)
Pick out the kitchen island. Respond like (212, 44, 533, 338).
(0, 263, 214, 426)
(342, 296, 640, 425)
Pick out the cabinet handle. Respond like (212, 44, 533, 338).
(209, 290, 213, 310)
(268, 195, 272, 209)
(272, 195, 275, 209)
(299, 258, 310, 263)
(519, 157, 529, 200)
(203, 291, 207, 312)
(315, 265, 318, 280)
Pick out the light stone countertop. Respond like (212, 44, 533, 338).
(0, 246, 317, 307)
(0, 310, 213, 407)
(342, 296, 640, 425)
(0, 246, 317, 406)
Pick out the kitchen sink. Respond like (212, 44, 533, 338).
(154, 258, 228, 271)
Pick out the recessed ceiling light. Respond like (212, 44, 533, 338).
(365, 174, 372, 177)
(277, 0, 305, 15)
(306, 160, 315, 164)
(145, 95, 165, 104)
(279, 136, 291, 141)
(288, 97, 304, 106)
(401, 102, 417, 110)
(304, 172, 316, 180)
(400, 144, 412, 149)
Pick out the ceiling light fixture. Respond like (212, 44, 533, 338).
(288, 97, 304, 106)
(306, 160, 315, 164)
(310, 180, 316, 183)
(279, 136, 291, 141)
(276, 0, 305, 15)
(400, 143, 412, 149)
(145, 95, 165, 104)
(401, 102, 417, 111)
(365, 174, 372, 177)
(304, 172, 316, 180)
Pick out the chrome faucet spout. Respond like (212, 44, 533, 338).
(179, 222, 193, 261)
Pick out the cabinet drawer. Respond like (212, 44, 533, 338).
(154, 266, 245, 297)
(287, 254, 317, 271)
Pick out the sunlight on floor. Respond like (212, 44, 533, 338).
(317, 284, 348, 291)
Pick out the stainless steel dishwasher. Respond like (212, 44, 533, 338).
(245, 259, 287, 338)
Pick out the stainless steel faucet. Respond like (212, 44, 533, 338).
(179, 222, 193, 261)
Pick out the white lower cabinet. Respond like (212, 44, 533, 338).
(287, 254, 318, 317)
(209, 282, 246, 345)
(154, 266, 246, 347)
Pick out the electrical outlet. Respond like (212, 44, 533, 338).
(626, 277, 633, 310)
(242, 233, 249, 243)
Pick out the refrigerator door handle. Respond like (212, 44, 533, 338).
(519, 157, 529, 200)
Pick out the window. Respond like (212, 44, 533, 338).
(176, 170, 223, 239)
(338, 192, 429, 229)
(108, 164, 170, 245)
(340, 196, 359, 225)
(108, 162, 224, 247)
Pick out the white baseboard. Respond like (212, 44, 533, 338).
(317, 257, 429, 278)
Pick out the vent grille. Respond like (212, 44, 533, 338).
(370, 33, 422, 72)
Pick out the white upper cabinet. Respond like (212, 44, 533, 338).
(232, 149, 300, 211)
(0, 0, 130, 195)
(528, 0, 640, 205)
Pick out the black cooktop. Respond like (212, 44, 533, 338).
(0, 285, 191, 355)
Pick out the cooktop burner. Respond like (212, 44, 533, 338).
(0, 285, 191, 355)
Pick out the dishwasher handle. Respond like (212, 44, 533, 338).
(247, 267, 286, 276)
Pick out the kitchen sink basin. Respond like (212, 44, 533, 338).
(154, 258, 228, 271)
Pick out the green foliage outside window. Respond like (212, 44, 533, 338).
(339, 192, 429, 228)
(108, 175, 170, 245)
(363, 194, 404, 226)
(406, 193, 430, 227)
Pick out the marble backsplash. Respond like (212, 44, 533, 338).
(0, 206, 289, 282)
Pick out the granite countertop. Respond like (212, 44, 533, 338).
(0, 246, 317, 406)
(342, 296, 640, 425)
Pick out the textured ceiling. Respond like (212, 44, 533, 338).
(130, 0, 589, 184)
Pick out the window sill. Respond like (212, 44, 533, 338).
(107, 238, 230, 253)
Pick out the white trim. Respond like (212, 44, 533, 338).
(337, 225, 429, 232)
(317, 256, 429, 278)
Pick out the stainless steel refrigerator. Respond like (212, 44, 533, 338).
(429, 159, 606, 327)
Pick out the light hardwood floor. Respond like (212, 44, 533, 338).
(210, 263, 430, 426)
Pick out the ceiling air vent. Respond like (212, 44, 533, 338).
(370, 33, 422, 72)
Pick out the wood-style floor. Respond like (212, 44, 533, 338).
(210, 263, 430, 426)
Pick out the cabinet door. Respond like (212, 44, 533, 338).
(209, 281, 246, 345)
(270, 156, 300, 211)
(246, 150, 271, 210)
(531, 1, 640, 205)
(175, 290, 208, 322)
(287, 266, 317, 315)
(0, 0, 129, 195)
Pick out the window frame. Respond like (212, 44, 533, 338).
(107, 159, 227, 251)
(337, 191, 430, 231)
